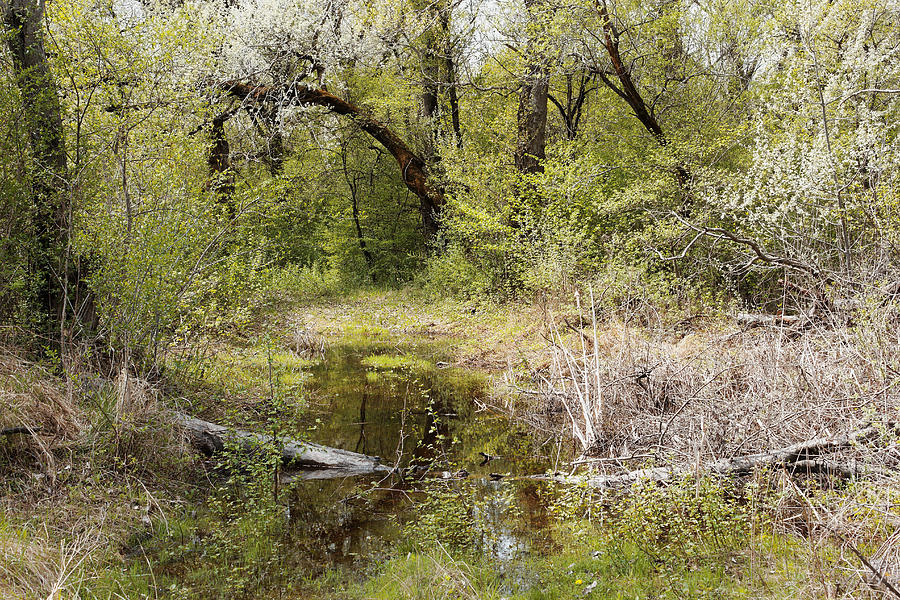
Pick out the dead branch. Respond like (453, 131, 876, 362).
(841, 535, 900, 599)
(0, 426, 42, 436)
(736, 312, 809, 329)
(535, 423, 895, 488)
(671, 216, 827, 281)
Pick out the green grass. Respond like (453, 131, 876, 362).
(194, 346, 317, 396)
(337, 529, 813, 600)
(4, 290, 891, 600)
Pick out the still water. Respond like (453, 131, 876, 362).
(281, 336, 561, 569)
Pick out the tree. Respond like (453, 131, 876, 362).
(414, 0, 463, 154)
(591, 0, 688, 186)
(514, 0, 550, 175)
(706, 0, 900, 285)
(206, 110, 237, 214)
(3, 0, 86, 344)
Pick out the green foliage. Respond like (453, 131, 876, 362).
(351, 551, 505, 600)
(0, 46, 47, 331)
(403, 482, 486, 551)
(613, 477, 752, 564)
(3, 0, 900, 595)
(345, 474, 811, 600)
(152, 347, 293, 599)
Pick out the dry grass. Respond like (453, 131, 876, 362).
(107, 365, 189, 477)
(0, 348, 83, 478)
(0, 345, 191, 599)
(0, 522, 102, 600)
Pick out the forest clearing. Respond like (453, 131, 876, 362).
(2, 0, 900, 597)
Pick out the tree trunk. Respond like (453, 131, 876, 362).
(594, 0, 689, 188)
(4, 0, 73, 343)
(515, 67, 549, 174)
(420, 12, 441, 161)
(340, 147, 376, 280)
(515, 0, 549, 175)
(265, 110, 285, 176)
(206, 112, 236, 215)
(421, 0, 462, 150)
(222, 80, 443, 240)
(445, 47, 463, 148)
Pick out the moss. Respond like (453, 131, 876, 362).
(361, 353, 434, 372)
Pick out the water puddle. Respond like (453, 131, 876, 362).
(281, 335, 561, 568)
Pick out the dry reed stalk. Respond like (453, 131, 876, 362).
(0, 524, 100, 600)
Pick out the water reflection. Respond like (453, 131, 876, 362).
(282, 338, 558, 565)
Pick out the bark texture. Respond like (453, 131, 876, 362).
(515, 67, 549, 174)
(515, 0, 550, 175)
(419, 0, 462, 151)
(206, 112, 235, 214)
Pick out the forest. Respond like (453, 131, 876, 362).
(1, 0, 900, 597)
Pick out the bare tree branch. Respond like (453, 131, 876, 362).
(669, 213, 828, 282)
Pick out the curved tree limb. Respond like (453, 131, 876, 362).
(669, 213, 830, 283)
(837, 88, 900, 106)
(219, 80, 443, 239)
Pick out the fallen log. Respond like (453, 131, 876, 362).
(172, 412, 389, 475)
(536, 423, 895, 489)
(736, 312, 808, 329)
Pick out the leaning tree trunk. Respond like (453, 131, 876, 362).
(4, 0, 71, 342)
(594, 0, 689, 189)
(222, 80, 444, 240)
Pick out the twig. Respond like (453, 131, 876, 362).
(836, 88, 900, 106)
(843, 539, 900, 598)
(668, 213, 828, 282)
(572, 454, 654, 465)
(0, 426, 42, 436)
